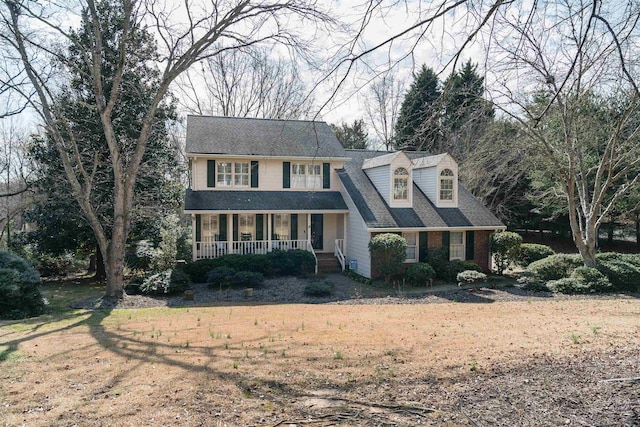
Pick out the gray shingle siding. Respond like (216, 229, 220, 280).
(186, 115, 347, 158)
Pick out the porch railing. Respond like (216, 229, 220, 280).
(334, 238, 345, 272)
(195, 239, 314, 260)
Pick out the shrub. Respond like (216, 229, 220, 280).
(369, 233, 407, 283)
(230, 271, 264, 288)
(285, 250, 316, 276)
(569, 267, 613, 293)
(490, 231, 523, 274)
(404, 263, 436, 286)
(0, 251, 46, 319)
(139, 269, 191, 295)
(426, 247, 449, 279)
(126, 240, 158, 273)
(457, 270, 487, 285)
(526, 254, 583, 281)
(547, 277, 582, 294)
(517, 274, 550, 292)
(444, 260, 481, 282)
(206, 267, 237, 287)
(183, 259, 222, 283)
(304, 280, 333, 297)
(514, 243, 555, 267)
(596, 260, 640, 292)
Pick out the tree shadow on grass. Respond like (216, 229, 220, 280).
(433, 288, 497, 303)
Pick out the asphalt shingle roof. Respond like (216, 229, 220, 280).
(338, 149, 505, 229)
(186, 115, 347, 158)
(185, 189, 348, 212)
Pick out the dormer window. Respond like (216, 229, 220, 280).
(439, 169, 454, 201)
(393, 167, 409, 200)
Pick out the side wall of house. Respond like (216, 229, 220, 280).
(363, 165, 390, 204)
(191, 158, 344, 191)
(339, 187, 372, 278)
(413, 167, 437, 202)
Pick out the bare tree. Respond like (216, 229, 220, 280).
(177, 47, 314, 119)
(1, 0, 334, 298)
(365, 70, 404, 150)
(486, 1, 640, 266)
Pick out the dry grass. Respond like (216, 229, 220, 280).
(1, 286, 639, 426)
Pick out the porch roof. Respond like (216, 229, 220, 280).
(338, 149, 505, 229)
(184, 189, 348, 212)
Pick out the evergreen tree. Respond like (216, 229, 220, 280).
(25, 0, 182, 277)
(330, 119, 368, 149)
(394, 65, 442, 151)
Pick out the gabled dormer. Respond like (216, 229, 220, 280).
(412, 153, 459, 208)
(362, 151, 413, 208)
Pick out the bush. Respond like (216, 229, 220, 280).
(517, 274, 550, 292)
(426, 247, 449, 279)
(596, 260, 640, 292)
(206, 267, 237, 287)
(457, 270, 487, 285)
(404, 263, 436, 286)
(285, 250, 316, 276)
(514, 243, 555, 267)
(547, 277, 582, 294)
(183, 259, 222, 283)
(369, 233, 408, 283)
(526, 254, 583, 281)
(139, 269, 191, 295)
(490, 231, 523, 274)
(126, 240, 158, 273)
(569, 267, 613, 293)
(230, 271, 264, 288)
(0, 251, 46, 319)
(444, 260, 481, 282)
(304, 280, 333, 297)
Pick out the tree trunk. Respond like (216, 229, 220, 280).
(95, 246, 106, 279)
(88, 254, 96, 274)
(607, 221, 614, 244)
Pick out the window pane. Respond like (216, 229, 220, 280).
(394, 178, 408, 200)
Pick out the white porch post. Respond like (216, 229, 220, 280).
(229, 214, 234, 254)
(267, 213, 272, 252)
(343, 213, 348, 258)
(191, 214, 197, 261)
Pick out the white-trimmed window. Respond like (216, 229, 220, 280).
(450, 231, 465, 260)
(217, 161, 249, 187)
(201, 214, 218, 242)
(238, 214, 255, 241)
(217, 162, 232, 186)
(439, 169, 454, 201)
(403, 232, 417, 262)
(273, 214, 290, 240)
(292, 163, 322, 189)
(234, 162, 249, 186)
(393, 167, 409, 200)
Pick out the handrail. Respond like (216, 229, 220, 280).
(309, 244, 318, 275)
(334, 239, 346, 272)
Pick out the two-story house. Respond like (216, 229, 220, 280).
(184, 115, 505, 278)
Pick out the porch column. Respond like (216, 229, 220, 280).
(267, 213, 272, 252)
(343, 213, 348, 258)
(191, 214, 197, 261)
(228, 215, 234, 254)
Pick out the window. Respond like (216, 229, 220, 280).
(217, 162, 232, 186)
(234, 162, 249, 186)
(238, 214, 254, 241)
(403, 232, 417, 262)
(201, 215, 218, 242)
(217, 161, 249, 187)
(439, 168, 454, 201)
(292, 163, 322, 189)
(393, 167, 409, 200)
(450, 231, 465, 260)
(273, 214, 290, 240)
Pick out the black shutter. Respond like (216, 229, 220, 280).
(419, 231, 428, 262)
(271, 214, 276, 239)
(233, 214, 239, 241)
(251, 161, 259, 188)
(195, 215, 201, 241)
(442, 231, 450, 259)
(466, 231, 475, 261)
(256, 214, 264, 240)
(322, 162, 330, 189)
(207, 160, 216, 187)
(283, 162, 291, 188)
(291, 214, 298, 240)
(218, 214, 227, 241)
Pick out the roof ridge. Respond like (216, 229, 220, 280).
(187, 114, 327, 125)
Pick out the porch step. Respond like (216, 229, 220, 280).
(316, 253, 342, 274)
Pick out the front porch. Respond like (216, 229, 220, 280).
(191, 212, 347, 271)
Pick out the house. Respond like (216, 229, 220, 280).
(184, 115, 505, 278)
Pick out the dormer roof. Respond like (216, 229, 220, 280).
(185, 115, 348, 158)
(411, 153, 450, 169)
(361, 151, 408, 169)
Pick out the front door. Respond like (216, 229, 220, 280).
(311, 214, 323, 250)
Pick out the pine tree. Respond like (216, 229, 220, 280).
(330, 119, 369, 149)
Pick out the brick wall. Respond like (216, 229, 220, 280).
(472, 230, 492, 272)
